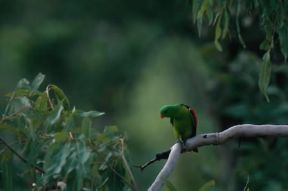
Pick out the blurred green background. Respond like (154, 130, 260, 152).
(1, 0, 288, 190)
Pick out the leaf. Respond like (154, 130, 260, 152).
(214, 41, 223, 52)
(197, 0, 209, 36)
(259, 39, 271, 51)
(48, 84, 70, 109)
(34, 93, 49, 112)
(214, 16, 223, 51)
(5, 89, 39, 98)
(258, 50, 272, 102)
(77, 141, 91, 165)
(278, 26, 288, 62)
(81, 117, 92, 138)
(192, 0, 202, 23)
(165, 180, 178, 191)
(104, 126, 119, 136)
(44, 104, 64, 128)
(21, 113, 36, 140)
(198, 180, 215, 191)
(99, 152, 112, 171)
(79, 111, 105, 118)
(45, 143, 72, 174)
(54, 132, 70, 142)
(222, 10, 229, 39)
(5, 97, 31, 115)
(31, 73, 45, 91)
(236, 0, 246, 48)
(16, 78, 30, 89)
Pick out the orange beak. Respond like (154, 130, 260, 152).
(160, 113, 165, 119)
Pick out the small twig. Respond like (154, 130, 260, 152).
(0, 137, 45, 174)
(109, 165, 135, 190)
(135, 148, 192, 171)
(134, 149, 171, 171)
(120, 138, 139, 191)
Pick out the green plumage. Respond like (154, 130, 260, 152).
(160, 104, 198, 151)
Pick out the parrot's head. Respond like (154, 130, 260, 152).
(160, 105, 179, 119)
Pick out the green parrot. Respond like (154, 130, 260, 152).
(160, 104, 198, 152)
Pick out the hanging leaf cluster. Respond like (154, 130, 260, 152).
(192, 0, 288, 101)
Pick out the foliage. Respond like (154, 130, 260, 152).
(192, 0, 288, 100)
(210, 51, 288, 190)
(0, 73, 136, 191)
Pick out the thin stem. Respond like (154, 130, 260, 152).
(120, 138, 139, 191)
(46, 85, 54, 110)
(0, 137, 45, 174)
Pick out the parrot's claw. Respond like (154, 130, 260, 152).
(177, 138, 186, 149)
(176, 139, 198, 152)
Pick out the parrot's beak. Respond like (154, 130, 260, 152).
(160, 113, 165, 119)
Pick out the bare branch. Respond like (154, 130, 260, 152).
(148, 143, 181, 191)
(148, 124, 288, 191)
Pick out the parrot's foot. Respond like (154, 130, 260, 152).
(176, 139, 198, 152)
(176, 139, 185, 149)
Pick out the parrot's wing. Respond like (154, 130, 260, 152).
(180, 104, 198, 129)
(189, 108, 198, 129)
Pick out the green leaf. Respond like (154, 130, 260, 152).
(165, 180, 178, 191)
(104, 126, 119, 136)
(77, 141, 90, 165)
(214, 17, 223, 51)
(34, 93, 49, 112)
(236, 0, 246, 48)
(197, 0, 210, 36)
(79, 111, 105, 118)
(44, 104, 64, 127)
(259, 39, 271, 51)
(5, 97, 31, 115)
(278, 26, 288, 62)
(192, 0, 202, 23)
(45, 143, 72, 174)
(222, 10, 229, 39)
(99, 152, 112, 171)
(31, 73, 45, 91)
(48, 84, 70, 109)
(258, 50, 272, 102)
(5, 89, 39, 98)
(16, 78, 30, 89)
(81, 117, 92, 138)
(54, 132, 70, 142)
(198, 180, 215, 191)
